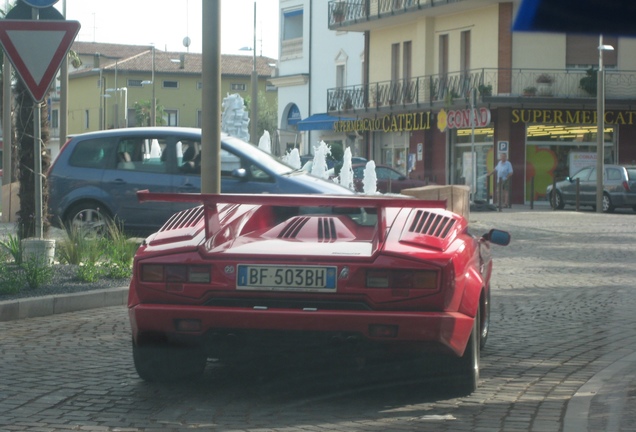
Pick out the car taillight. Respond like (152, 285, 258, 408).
(366, 270, 437, 289)
(623, 181, 630, 191)
(141, 264, 211, 284)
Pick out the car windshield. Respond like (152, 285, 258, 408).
(223, 135, 295, 175)
(627, 168, 636, 180)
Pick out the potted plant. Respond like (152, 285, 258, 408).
(333, 1, 346, 23)
(536, 73, 554, 84)
(523, 86, 537, 96)
(536, 73, 554, 96)
(579, 67, 597, 96)
(478, 84, 492, 97)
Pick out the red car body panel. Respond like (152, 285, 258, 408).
(128, 192, 499, 359)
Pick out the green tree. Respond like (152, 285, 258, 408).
(245, 91, 278, 141)
(134, 100, 167, 126)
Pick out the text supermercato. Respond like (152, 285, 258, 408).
(334, 112, 432, 133)
(512, 109, 636, 125)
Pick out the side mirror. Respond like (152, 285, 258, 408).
(483, 229, 511, 246)
(566, 176, 573, 182)
(232, 168, 247, 180)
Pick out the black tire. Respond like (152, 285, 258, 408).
(550, 190, 564, 210)
(64, 201, 112, 238)
(480, 290, 490, 350)
(447, 308, 480, 396)
(132, 340, 207, 382)
(602, 193, 615, 213)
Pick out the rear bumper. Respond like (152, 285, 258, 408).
(129, 304, 474, 357)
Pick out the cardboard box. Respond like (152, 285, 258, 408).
(1, 182, 20, 222)
(400, 185, 470, 220)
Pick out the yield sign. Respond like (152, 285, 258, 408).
(0, 20, 80, 102)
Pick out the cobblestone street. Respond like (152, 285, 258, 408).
(1, 206, 635, 431)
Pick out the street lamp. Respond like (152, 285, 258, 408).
(142, 45, 157, 126)
(239, 1, 258, 143)
(595, 35, 614, 213)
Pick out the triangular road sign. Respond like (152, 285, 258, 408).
(0, 20, 80, 102)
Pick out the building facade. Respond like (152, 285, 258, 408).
(272, 0, 365, 158)
(327, 0, 636, 204)
(48, 42, 277, 160)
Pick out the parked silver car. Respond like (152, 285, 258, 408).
(546, 164, 636, 212)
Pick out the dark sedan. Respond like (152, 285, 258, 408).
(351, 163, 430, 194)
(546, 164, 636, 212)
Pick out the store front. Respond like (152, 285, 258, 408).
(511, 109, 625, 202)
(444, 107, 494, 201)
(334, 111, 433, 176)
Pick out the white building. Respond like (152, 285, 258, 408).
(272, 0, 365, 158)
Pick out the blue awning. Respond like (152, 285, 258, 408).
(297, 113, 345, 131)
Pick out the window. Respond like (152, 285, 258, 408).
(69, 138, 111, 169)
(566, 34, 617, 68)
(176, 140, 201, 174)
(282, 9, 303, 59)
(163, 80, 179, 89)
(460, 31, 471, 74)
(164, 110, 178, 126)
(116, 137, 168, 173)
(391, 43, 400, 102)
(51, 109, 59, 129)
(403, 41, 412, 82)
(220, 148, 242, 174)
(283, 9, 303, 40)
(336, 64, 345, 88)
(439, 34, 449, 77)
(128, 79, 143, 87)
(391, 43, 400, 83)
(231, 83, 246, 91)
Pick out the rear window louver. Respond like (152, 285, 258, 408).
(409, 210, 455, 238)
(277, 217, 338, 241)
(160, 206, 205, 232)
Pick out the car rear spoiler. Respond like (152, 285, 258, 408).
(136, 191, 447, 242)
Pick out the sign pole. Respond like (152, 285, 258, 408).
(34, 102, 43, 238)
(30, 5, 44, 238)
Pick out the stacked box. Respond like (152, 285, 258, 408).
(400, 185, 470, 220)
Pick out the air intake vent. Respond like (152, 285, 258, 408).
(317, 217, 338, 241)
(278, 216, 310, 238)
(160, 206, 204, 232)
(409, 210, 455, 238)
(277, 217, 340, 241)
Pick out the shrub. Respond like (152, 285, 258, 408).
(0, 234, 22, 264)
(579, 67, 597, 95)
(21, 256, 54, 290)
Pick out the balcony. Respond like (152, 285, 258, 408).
(326, 68, 636, 115)
(328, 0, 470, 31)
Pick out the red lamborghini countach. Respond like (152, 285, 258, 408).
(128, 192, 510, 393)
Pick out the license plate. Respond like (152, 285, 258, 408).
(237, 265, 337, 291)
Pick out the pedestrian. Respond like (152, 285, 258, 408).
(488, 152, 513, 207)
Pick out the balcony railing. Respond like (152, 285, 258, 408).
(326, 68, 636, 114)
(328, 0, 465, 28)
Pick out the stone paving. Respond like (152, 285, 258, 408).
(0, 204, 635, 431)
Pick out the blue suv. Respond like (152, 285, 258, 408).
(48, 127, 351, 235)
